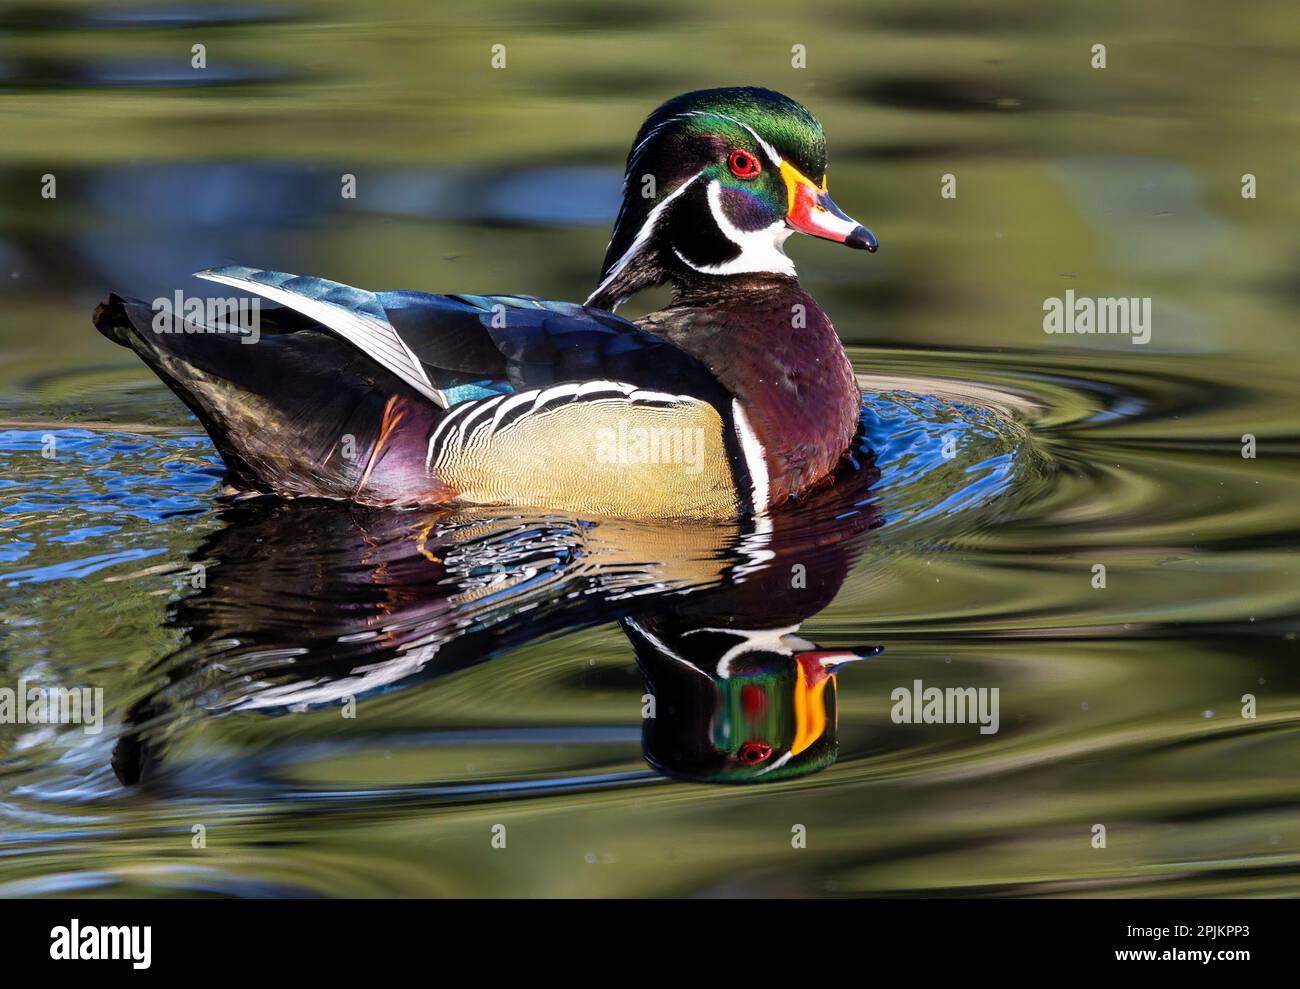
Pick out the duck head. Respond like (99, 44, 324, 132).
(587, 86, 876, 310)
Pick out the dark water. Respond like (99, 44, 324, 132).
(1, 1, 1298, 897)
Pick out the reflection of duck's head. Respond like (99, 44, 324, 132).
(625, 617, 879, 783)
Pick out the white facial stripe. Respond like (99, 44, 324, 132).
(629, 114, 688, 163)
(586, 169, 705, 308)
(595, 109, 814, 303)
(677, 180, 795, 277)
(755, 749, 795, 777)
(681, 624, 802, 678)
(628, 111, 786, 171)
(709, 112, 786, 170)
(624, 618, 711, 679)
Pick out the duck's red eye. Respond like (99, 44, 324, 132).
(739, 741, 772, 764)
(728, 149, 761, 179)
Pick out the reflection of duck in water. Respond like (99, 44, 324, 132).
(113, 448, 880, 787)
(632, 627, 877, 783)
(627, 519, 879, 783)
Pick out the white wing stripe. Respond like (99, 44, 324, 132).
(195, 270, 445, 408)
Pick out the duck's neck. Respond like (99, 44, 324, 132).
(667, 269, 796, 307)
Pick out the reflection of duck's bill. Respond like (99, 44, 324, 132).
(788, 658, 834, 763)
(803, 646, 884, 677)
(777, 648, 881, 769)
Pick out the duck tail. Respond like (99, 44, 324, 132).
(94, 292, 450, 505)
(92, 292, 136, 346)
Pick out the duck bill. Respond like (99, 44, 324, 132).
(803, 646, 883, 679)
(781, 161, 877, 252)
(791, 656, 834, 756)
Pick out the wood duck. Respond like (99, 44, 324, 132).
(94, 87, 876, 520)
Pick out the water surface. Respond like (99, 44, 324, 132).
(0, 0, 1297, 897)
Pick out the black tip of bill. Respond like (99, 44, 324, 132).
(846, 226, 878, 252)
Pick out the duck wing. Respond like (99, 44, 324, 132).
(195, 265, 727, 409)
(196, 266, 441, 405)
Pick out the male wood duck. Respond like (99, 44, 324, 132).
(94, 87, 876, 520)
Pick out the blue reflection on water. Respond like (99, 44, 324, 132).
(0, 427, 222, 582)
(0, 385, 1025, 585)
(860, 391, 1019, 525)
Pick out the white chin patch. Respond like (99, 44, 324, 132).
(674, 180, 797, 277)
